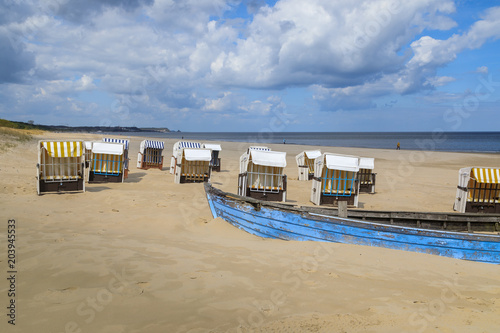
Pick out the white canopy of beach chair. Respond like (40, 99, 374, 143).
(324, 154, 359, 172)
(92, 142, 124, 155)
(359, 157, 375, 170)
(250, 150, 287, 168)
(203, 143, 222, 151)
(304, 150, 321, 159)
(184, 148, 212, 161)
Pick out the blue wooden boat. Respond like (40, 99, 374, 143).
(204, 183, 500, 264)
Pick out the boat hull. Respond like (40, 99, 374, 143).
(205, 184, 500, 264)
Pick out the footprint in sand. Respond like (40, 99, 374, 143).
(118, 281, 150, 296)
(465, 296, 490, 306)
(34, 287, 79, 304)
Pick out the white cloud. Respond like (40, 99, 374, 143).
(476, 66, 488, 74)
(209, 0, 459, 89)
(203, 91, 234, 112)
(76, 75, 95, 91)
(312, 4, 500, 111)
(1, 0, 499, 129)
(425, 76, 456, 87)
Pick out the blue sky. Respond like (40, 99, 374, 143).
(1, 0, 500, 132)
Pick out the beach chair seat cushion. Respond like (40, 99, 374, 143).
(42, 175, 82, 181)
(250, 185, 283, 191)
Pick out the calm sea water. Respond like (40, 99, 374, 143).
(109, 131, 500, 153)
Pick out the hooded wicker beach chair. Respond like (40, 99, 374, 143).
(238, 149, 287, 202)
(170, 141, 202, 174)
(173, 148, 212, 183)
(37, 140, 85, 195)
(137, 140, 164, 170)
(89, 142, 125, 183)
(239, 146, 272, 172)
(357, 157, 376, 193)
(103, 138, 130, 177)
(296, 150, 321, 181)
(84, 141, 93, 168)
(454, 167, 500, 213)
(203, 143, 222, 172)
(311, 153, 360, 207)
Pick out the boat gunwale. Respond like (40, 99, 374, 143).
(205, 183, 500, 241)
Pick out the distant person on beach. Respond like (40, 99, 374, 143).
(397, 142, 400, 150)
(283, 139, 286, 144)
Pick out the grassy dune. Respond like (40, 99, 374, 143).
(0, 119, 44, 151)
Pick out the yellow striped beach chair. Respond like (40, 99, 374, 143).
(36, 140, 85, 195)
(454, 167, 500, 213)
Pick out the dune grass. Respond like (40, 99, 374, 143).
(0, 124, 41, 152)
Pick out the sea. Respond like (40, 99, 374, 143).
(107, 131, 500, 153)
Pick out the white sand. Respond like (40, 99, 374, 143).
(1, 132, 499, 333)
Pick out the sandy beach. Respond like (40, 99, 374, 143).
(1, 131, 499, 333)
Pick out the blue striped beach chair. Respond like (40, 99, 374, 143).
(89, 142, 125, 183)
(138, 140, 164, 170)
(170, 141, 202, 174)
(103, 138, 130, 177)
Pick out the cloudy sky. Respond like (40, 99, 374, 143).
(1, 0, 499, 132)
